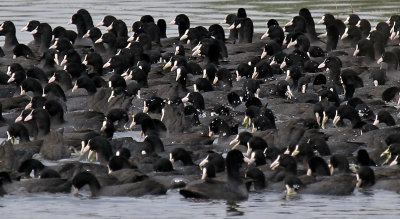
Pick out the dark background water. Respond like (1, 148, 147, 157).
(1, 0, 400, 218)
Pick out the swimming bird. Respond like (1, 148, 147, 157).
(179, 149, 248, 201)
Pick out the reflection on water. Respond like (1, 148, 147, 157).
(285, 193, 302, 201)
(226, 201, 245, 216)
(1, 0, 400, 218)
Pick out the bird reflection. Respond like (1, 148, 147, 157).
(226, 201, 244, 216)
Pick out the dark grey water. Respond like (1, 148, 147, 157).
(1, 0, 400, 218)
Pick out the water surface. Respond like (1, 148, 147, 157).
(2, 190, 400, 218)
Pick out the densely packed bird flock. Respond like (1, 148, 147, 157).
(0, 7, 400, 200)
